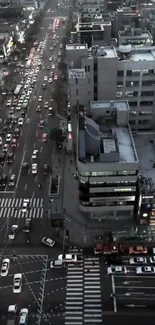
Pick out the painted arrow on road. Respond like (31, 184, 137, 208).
(124, 292, 144, 296)
(125, 304, 146, 308)
(123, 281, 141, 285)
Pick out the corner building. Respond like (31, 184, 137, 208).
(77, 100, 139, 220)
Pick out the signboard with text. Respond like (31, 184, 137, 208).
(68, 69, 85, 79)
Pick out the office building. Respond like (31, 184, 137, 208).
(77, 100, 139, 220)
(66, 43, 155, 130)
(114, 7, 141, 34)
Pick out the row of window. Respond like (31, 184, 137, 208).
(130, 120, 150, 125)
(117, 69, 155, 77)
(117, 80, 155, 87)
(116, 91, 154, 98)
(79, 200, 134, 206)
(79, 181, 136, 187)
(79, 170, 137, 177)
(130, 111, 152, 116)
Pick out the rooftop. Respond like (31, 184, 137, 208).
(134, 133, 155, 190)
(88, 46, 117, 58)
(118, 29, 151, 38)
(78, 100, 138, 164)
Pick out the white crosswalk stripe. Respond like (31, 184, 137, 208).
(65, 248, 84, 325)
(84, 257, 102, 324)
(0, 198, 44, 219)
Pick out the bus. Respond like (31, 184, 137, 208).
(14, 84, 22, 96)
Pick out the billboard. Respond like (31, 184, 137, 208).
(69, 69, 85, 79)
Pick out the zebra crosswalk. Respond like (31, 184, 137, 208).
(65, 248, 103, 325)
(0, 198, 44, 219)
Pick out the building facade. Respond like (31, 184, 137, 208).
(66, 43, 155, 130)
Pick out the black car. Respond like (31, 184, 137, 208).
(14, 128, 20, 138)
(21, 111, 26, 118)
(23, 218, 32, 233)
(0, 126, 8, 135)
(0, 152, 5, 165)
(43, 164, 50, 176)
(22, 162, 29, 174)
(6, 117, 12, 125)
(0, 174, 7, 187)
(104, 256, 122, 266)
(7, 153, 14, 164)
(42, 83, 46, 89)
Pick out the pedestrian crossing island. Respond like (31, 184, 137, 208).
(0, 198, 44, 219)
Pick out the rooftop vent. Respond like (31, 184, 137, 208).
(119, 44, 132, 54)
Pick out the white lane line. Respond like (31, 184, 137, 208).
(112, 275, 117, 312)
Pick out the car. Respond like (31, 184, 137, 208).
(58, 254, 78, 263)
(52, 64, 55, 69)
(41, 237, 55, 247)
(0, 174, 7, 187)
(42, 83, 46, 89)
(32, 163, 38, 174)
(3, 144, 8, 154)
(22, 162, 29, 174)
(14, 128, 20, 138)
(44, 102, 48, 109)
(43, 164, 50, 175)
(32, 150, 39, 160)
(38, 96, 43, 102)
(129, 257, 147, 265)
(54, 75, 58, 80)
(46, 66, 50, 70)
(129, 246, 148, 255)
(6, 133, 12, 143)
(23, 218, 32, 233)
(22, 199, 30, 213)
(11, 139, 17, 148)
(50, 46, 53, 50)
(8, 174, 16, 187)
(0, 137, 2, 146)
(44, 76, 48, 81)
(18, 118, 24, 126)
(48, 78, 53, 83)
(36, 105, 41, 112)
(107, 266, 127, 275)
(1, 258, 10, 276)
(49, 57, 53, 61)
(6, 100, 12, 106)
(7, 153, 14, 164)
(0, 152, 5, 165)
(19, 308, 28, 324)
(13, 273, 22, 293)
(9, 107, 15, 115)
(104, 256, 122, 266)
(38, 120, 44, 128)
(9, 225, 18, 240)
(16, 104, 21, 111)
(136, 266, 155, 275)
(150, 256, 155, 263)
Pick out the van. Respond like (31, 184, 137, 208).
(42, 133, 47, 142)
(50, 260, 63, 269)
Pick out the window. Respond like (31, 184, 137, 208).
(126, 81, 139, 87)
(75, 78, 78, 84)
(88, 78, 90, 84)
(116, 92, 123, 98)
(139, 111, 152, 116)
(127, 70, 132, 76)
(141, 91, 154, 97)
(94, 75, 97, 83)
(118, 170, 137, 176)
(88, 66, 90, 72)
(138, 120, 149, 125)
(88, 89, 91, 95)
(77, 99, 79, 105)
(76, 89, 79, 95)
(117, 70, 124, 77)
(143, 69, 155, 75)
(140, 101, 153, 106)
(127, 70, 140, 76)
(129, 101, 137, 107)
(117, 81, 123, 88)
(125, 91, 138, 97)
(85, 66, 87, 72)
(130, 111, 136, 115)
(142, 80, 155, 86)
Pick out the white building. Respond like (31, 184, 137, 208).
(66, 43, 155, 130)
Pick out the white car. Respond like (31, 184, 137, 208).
(44, 76, 48, 81)
(152, 248, 155, 254)
(107, 266, 127, 275)
(6, 100, 12, 107)
(22, 199, 30, 213)
(129, 257, 147, 265)
(1, 258, 10, 276)
(13, 273, 22, 293)
(48, 78, 53, 83)
(9, 225, 18, 240)
(32, 150, 39, 160)
(42, 237, 55, 247)
(16, 104, 21, 111)
(49, 57, 53, 61)
(38, 96, 42, 102)
(58, 254, 77, 263)
(52, 64, 55, 69)
(6, 134, 12, 143)
(19, 308, 28, 324)
(32, 163, 38, 174)
(18, 118, 24, 126)
(136, 266, 155, 275)
(150, 256, 155, 264)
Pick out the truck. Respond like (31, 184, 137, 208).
(6, 305, 17, 325)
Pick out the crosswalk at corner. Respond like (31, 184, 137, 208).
(0, 198, 44, 219)
(65, 248, 103, 325)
